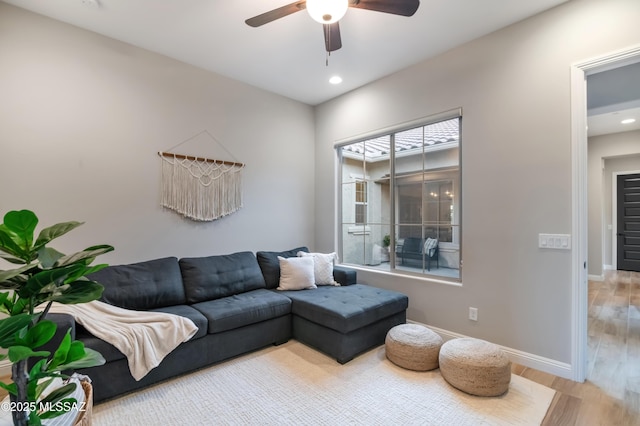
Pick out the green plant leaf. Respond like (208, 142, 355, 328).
(0, 313, 33, 347)
(10, 297, 29, 316)
(0, 279, 23, 292)
(29, 359, 48, 383)
(0, 381, 17, 396)
(39, 382, 76, 405)
(20, 264, 83, 299)
(28, 410, 43, 426)
(48, 330, 71, 370)
(67, 264, 109, 282)
(32, 376, 54, 403)
(0, 253, 28, 265)
(54, 245, 114, 268)
(65, 341, 85, 363)
(3, 210, 38, 251)
(53, 347, 105, 371)
(33, 221, 83, 251)
(43, 279, 104, 305)
(36, 247, 65, 269)
(8, 345, 50, 363)
(0, 227, 26, 259)
(0, 262, 36, 283)
(63, 265, 104, 285)
(15, 320, 56, 349)
(46, 333, 104, 371)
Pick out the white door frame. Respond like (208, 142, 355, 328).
(570, 45, 640, 382)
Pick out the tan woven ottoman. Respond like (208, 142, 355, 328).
(439, 337, 511, 396)
(385, 323, 443, 371)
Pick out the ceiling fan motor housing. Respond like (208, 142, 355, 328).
(306, 0, 349, 24)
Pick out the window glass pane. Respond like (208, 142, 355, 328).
(339, 136, 390, 269)
(338, 115, 461, 281)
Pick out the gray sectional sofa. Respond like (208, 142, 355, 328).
(56, 247, 408, 403)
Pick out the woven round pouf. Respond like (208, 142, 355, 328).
(385, 324, 443, 371)
(439, 337, 511, 397)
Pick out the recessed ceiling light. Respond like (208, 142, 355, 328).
(621, 118, 636, 124)
(329, 76, 342, 85)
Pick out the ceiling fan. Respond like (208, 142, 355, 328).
(245, 0, 420, 53)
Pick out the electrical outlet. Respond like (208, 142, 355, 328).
(469, 307, 478, 321)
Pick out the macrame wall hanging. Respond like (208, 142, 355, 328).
(158, 130, 245, 222)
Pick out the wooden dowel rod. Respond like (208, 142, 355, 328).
(158, 152, 244, 168)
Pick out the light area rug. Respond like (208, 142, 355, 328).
(93, 341, 555, 425)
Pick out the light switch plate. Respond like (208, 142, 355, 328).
(539, 233, 571, 250)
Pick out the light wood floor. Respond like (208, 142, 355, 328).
(511, 270, 640, 425)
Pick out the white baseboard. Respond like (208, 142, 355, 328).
(603, 264, 614, 271)
(588, 274, 604, 282)
(408, 320, 573, 380)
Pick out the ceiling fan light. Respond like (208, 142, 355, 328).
(306, 0, 348, 24)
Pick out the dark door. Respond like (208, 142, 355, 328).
(617, 173, 640, 272)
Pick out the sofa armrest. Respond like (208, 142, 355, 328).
(333, 265, 357, 286)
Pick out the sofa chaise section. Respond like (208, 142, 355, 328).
(256, 248, 408, 364)
(280, 284, 408, 363)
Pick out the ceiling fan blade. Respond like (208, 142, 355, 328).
(349, 0, 419, 17)
(323, 23, 342, 52)
(245, 1, 307, 27)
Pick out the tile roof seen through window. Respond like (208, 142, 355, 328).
(342, 118, 459, 161)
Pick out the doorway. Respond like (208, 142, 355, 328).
(616, 172, 640, 272)
(571, 45, 640, 382)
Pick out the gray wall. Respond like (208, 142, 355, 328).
(588, 130, 640, 277)
(0, 4, 316, 265)
(314, 0, 640, 366)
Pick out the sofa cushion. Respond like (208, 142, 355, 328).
(256, 246, 309, 289)
(150, 305, 208, 340)
(180, 251, 267, 304)
(279, 284, 408, 334)
(191, 289, 291, 334)
(89, 257, 186, 310)
(297, 251, 339, 286)
(276, 256, 316, 291)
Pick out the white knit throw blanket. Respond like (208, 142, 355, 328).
(160, 155, 243, 221)
(45, 301, 199, 381)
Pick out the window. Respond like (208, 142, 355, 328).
(337, 112, 461, 281)
(355, 180, 367, 224)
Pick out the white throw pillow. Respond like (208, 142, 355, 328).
(297, 251, 340, 286)
(424, 238, 438, 257)
(276, 256, 317, 291)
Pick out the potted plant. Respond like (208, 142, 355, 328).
(0, 209, 113, 426)
(381, 235, 391, 263)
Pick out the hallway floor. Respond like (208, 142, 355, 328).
(514, 270, 640, 425)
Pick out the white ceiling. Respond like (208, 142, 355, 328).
(588, 106, 640, 137)
(586, 61, 640, 137)
(2, 0, 568, 105)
